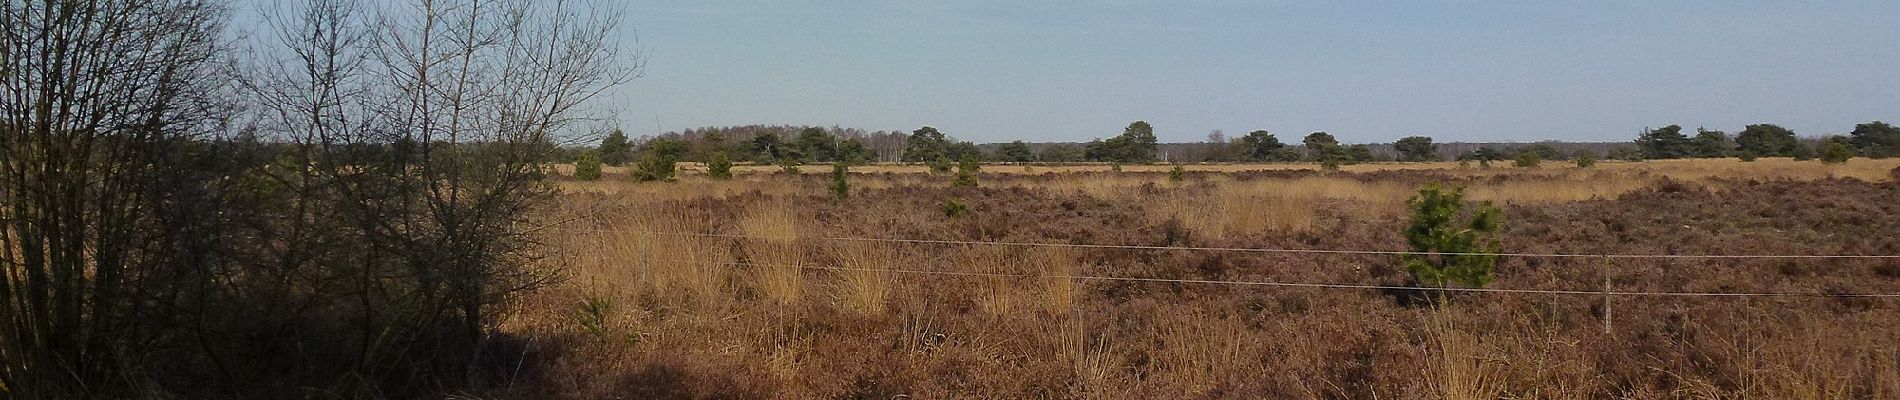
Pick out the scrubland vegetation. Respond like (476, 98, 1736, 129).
(508, 158, 1900, 399)
(7, 0, 1900, 398)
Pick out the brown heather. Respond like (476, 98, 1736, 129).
(505, 158, 1900, 399)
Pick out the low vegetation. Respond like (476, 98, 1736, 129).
(6, 0, 1894, 398)
(522, 158, 1900, 398)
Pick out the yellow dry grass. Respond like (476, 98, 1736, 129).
(739, 203, 803, 306)
(958, 245, 1022, 316)
(1149, 312, 1264, 396)
(1426, 312, 1505, 400)
(521, 155, 1900, 397)
(826, 241, 894, 315)
(562, 206, 732, 311)
(1028, 247, 1078, 315)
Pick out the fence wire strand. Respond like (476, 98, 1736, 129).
(607, 251, 1900, 299)
(554, 227, 1900, 260)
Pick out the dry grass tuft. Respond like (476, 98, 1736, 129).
(957, 245, 1022, 316)
(1425, 311, 1505, 400)
(1150, 312, 1264, 396)
(1029, 247, 1079, 315)
(740, 203, 803, 306)
(827, 241, 895, 315)
(1060, 321, 1127, 397)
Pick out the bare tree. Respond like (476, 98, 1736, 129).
(1, 0, 636, 396)
(234, 0, 640, 392)
(1, 0, 230, 396)
(362, 0, 636, 379)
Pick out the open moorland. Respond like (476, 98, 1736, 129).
(501, 158, 1900, 399)
(15, 1, 1900, 398)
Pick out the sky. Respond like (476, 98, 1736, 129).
(239, 1, 1900, 143)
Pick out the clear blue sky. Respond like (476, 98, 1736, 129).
(232, 1, 1898, 143)
(601, 1, 1898, 143)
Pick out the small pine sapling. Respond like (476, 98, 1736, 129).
(1514, 152, 1541, 168)
(706, 152, 733, 179)
(1401, 185, 1503, 291)
(952, 156, 980, 187)
(941, 198, 969, 218)
(631, 153, 678, 182)
(830, 163, 850, 200)
(573, 150, 603, 181)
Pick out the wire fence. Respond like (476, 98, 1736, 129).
(552, 227, 1900, 260)
(631, 257, 1900, 298)
(547, 226, 1900, 299)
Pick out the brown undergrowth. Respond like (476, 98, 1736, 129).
(502, 166, 1900, 399)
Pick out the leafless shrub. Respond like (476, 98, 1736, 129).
(1, 0, 637, 397)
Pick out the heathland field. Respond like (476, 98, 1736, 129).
(511, 158, 1900, 398)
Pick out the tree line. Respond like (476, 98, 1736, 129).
(582, 119, 1894, 171)
(1632, 122, 1898, 161)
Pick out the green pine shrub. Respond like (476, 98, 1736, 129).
(830, 163, 850, 200)
(573, 150, 603, 181)
(1401, 185, 1503, 290)
(707, 152, 733, 179)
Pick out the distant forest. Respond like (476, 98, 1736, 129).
(571, 120, 1898, 166)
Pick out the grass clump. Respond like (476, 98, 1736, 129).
(741, 205, 803, 305)
(829, 242, 894, 315)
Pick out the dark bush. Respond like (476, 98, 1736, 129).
(574, 150, 604, 180)
(1821, 141, 1854, 164)
(942, 199, 970, 218)
(953, 156, 980, 187)
(831, 163, 851, 200)
(1514, 151, 1542, 168)
(707, 152, 734, 179)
